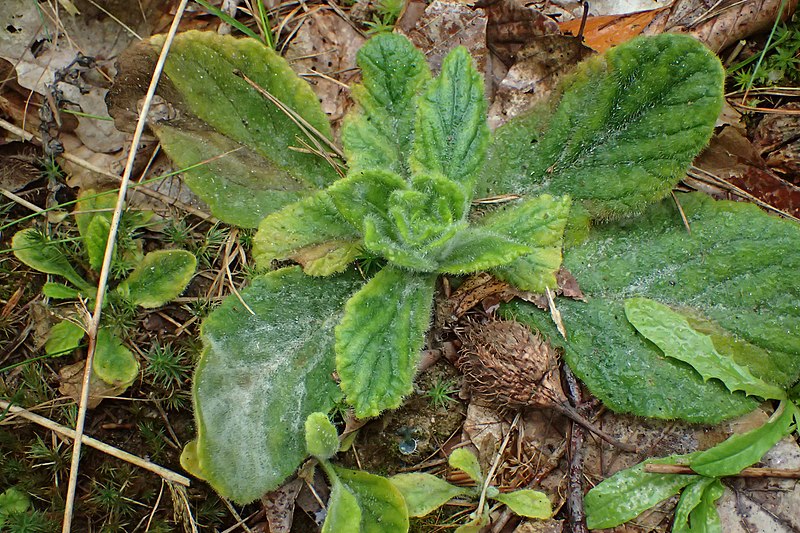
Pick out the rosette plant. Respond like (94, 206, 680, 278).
(109, 29, 732, 505)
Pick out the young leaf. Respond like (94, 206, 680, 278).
(342, 33, 431, 177)
(193, 267, 363, 503)
(327, 170, 408, 228)
(492, 490, 551, 519)
(584, 454, 700, 530)
(389, 473, 470, 517)
(321, 480, 362, 533)
(688, 479, 725, 533)
(433, 226, 533, 274)
(74, 189, 115, 242)
(42, 283, 81, 300)
(12, 228, 89, 290)
(305, 412, 340, 460)
(253, 191, 361, 276)
(0, 488, 30, 515)
(117, 250, 196, 308)
(333, 465, 410, 533)
(507, 193, 800, 422)
(672, 477, 720, 533)
(179, 440, 206, 481)
(481, 194, 570, 291)
(448, 448, 483, 485)
(624, 298, 786, 400)
(480, 34, 723, 220)
(93, 329, 139, 387)
(45, 320, 85, 357)
(454, 505, 490, 533)
(84, 214, 112, 272)
(336, 266, 435, 417)
(690, 402, 796, 478)
(411, 46, 489, 194)
(108, 31, 337, 227)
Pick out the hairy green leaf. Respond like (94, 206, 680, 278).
(507, 193, 800, 422)
(336, 266, 435, 417)
(321, 480, 361, 533)
(342, 33, 431, 177)
(253, 191, 361, 276)
(672, 477, 721, 533)
(334, 466, 409, 533)
(433, 227, 532, 274)
(448, 448, 483, 485)
(45, 320, 85, 357)
(108, 31, 337, 227)
(42, 283, 81, 300)
(305, 412, 340, 460)
(117, 250, 196, 308)
(327, 170, 407, 228)
(625, 298, 786, 400)
(12, 228, 89, 290)
(390, 473, 469, 517)
(585, 454, 699, 529)
(193, 267, 363, 503)
(493, 490, 551, 519)
(85, 214, 112, 271)
(480, 34, 723, 220)
(690, 402, 796, 478)
(411, 46, 489, 194)
(93, 329, 139, 387)
(481, 194, 570, 291)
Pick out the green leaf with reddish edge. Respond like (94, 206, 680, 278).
(108, 31, 337, 228)
(390, 473, 470, 517)
(482, 194, 570, 291)
(335, 266, 435, 417)
(690, 401, 797, 478)
(12, 228, 89, 291)
(342, 33, 431, 178)
(45, 320, 85, 357)
(193, 267, 363, 503)
(584, 453, 700, 529)
(117, 250, 196, 308)
(448, 448, 483, 485)
(672, 477, 722, 533)
(479, 34, 723, 221)
(304, 412, 339, 460)
(411, 46, 489, 196)
(93, 329, 139, 388)
(493, 490, 551, 519)
(624, 297, 786, 400)
(506, 193, 800, 422)
(253, 191, 361, 276)
(333, 465, 409, 533)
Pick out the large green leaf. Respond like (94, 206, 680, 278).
(390, 473, 469, 517)
(253, 191, 361, 276)
(12, 228, 89, 290)
(342, 33, 431, 178)
(108, 31, 337, 227)
(117, 250, 197, 308)
(625, 298, 786, 400)
(335, 266, 435, 417)
(411, 46, 489, 195)
(479, 34, 723, 220)
(507, 193, 800, 422)
(585, 453, 699, 530)
(193, 267, 363, 503)
(690, 402, 796, 478)
(333, 466, 410, 533)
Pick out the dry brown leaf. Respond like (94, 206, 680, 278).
(488, 35, 593, 128)
(261, 478, 303, 533)
(752, 103, 800, 179)
(285, 10, 365, 134)
(559, 9, 665, 53)
(482, 0, 560, 67)
(58, 360, 128, 408)
(694, 126, 800, 217)
(400, 0, 489, 76)
(0, 141, 41, 192)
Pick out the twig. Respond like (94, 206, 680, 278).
(644, 464, 800, 479)
(61, 2, 191, 531)
(670, 191, 691, 235)
(564, 365, 588, 533)
(0, 400, 190, 486)
(477, 413, 520, 523)
(1, 187, 43, 213)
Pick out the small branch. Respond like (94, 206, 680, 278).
(644, 464, 800, 479)
(564, 365, 588, 533)
(0, 400, 190, 486)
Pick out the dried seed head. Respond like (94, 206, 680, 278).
(456, 319, 566, 410)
